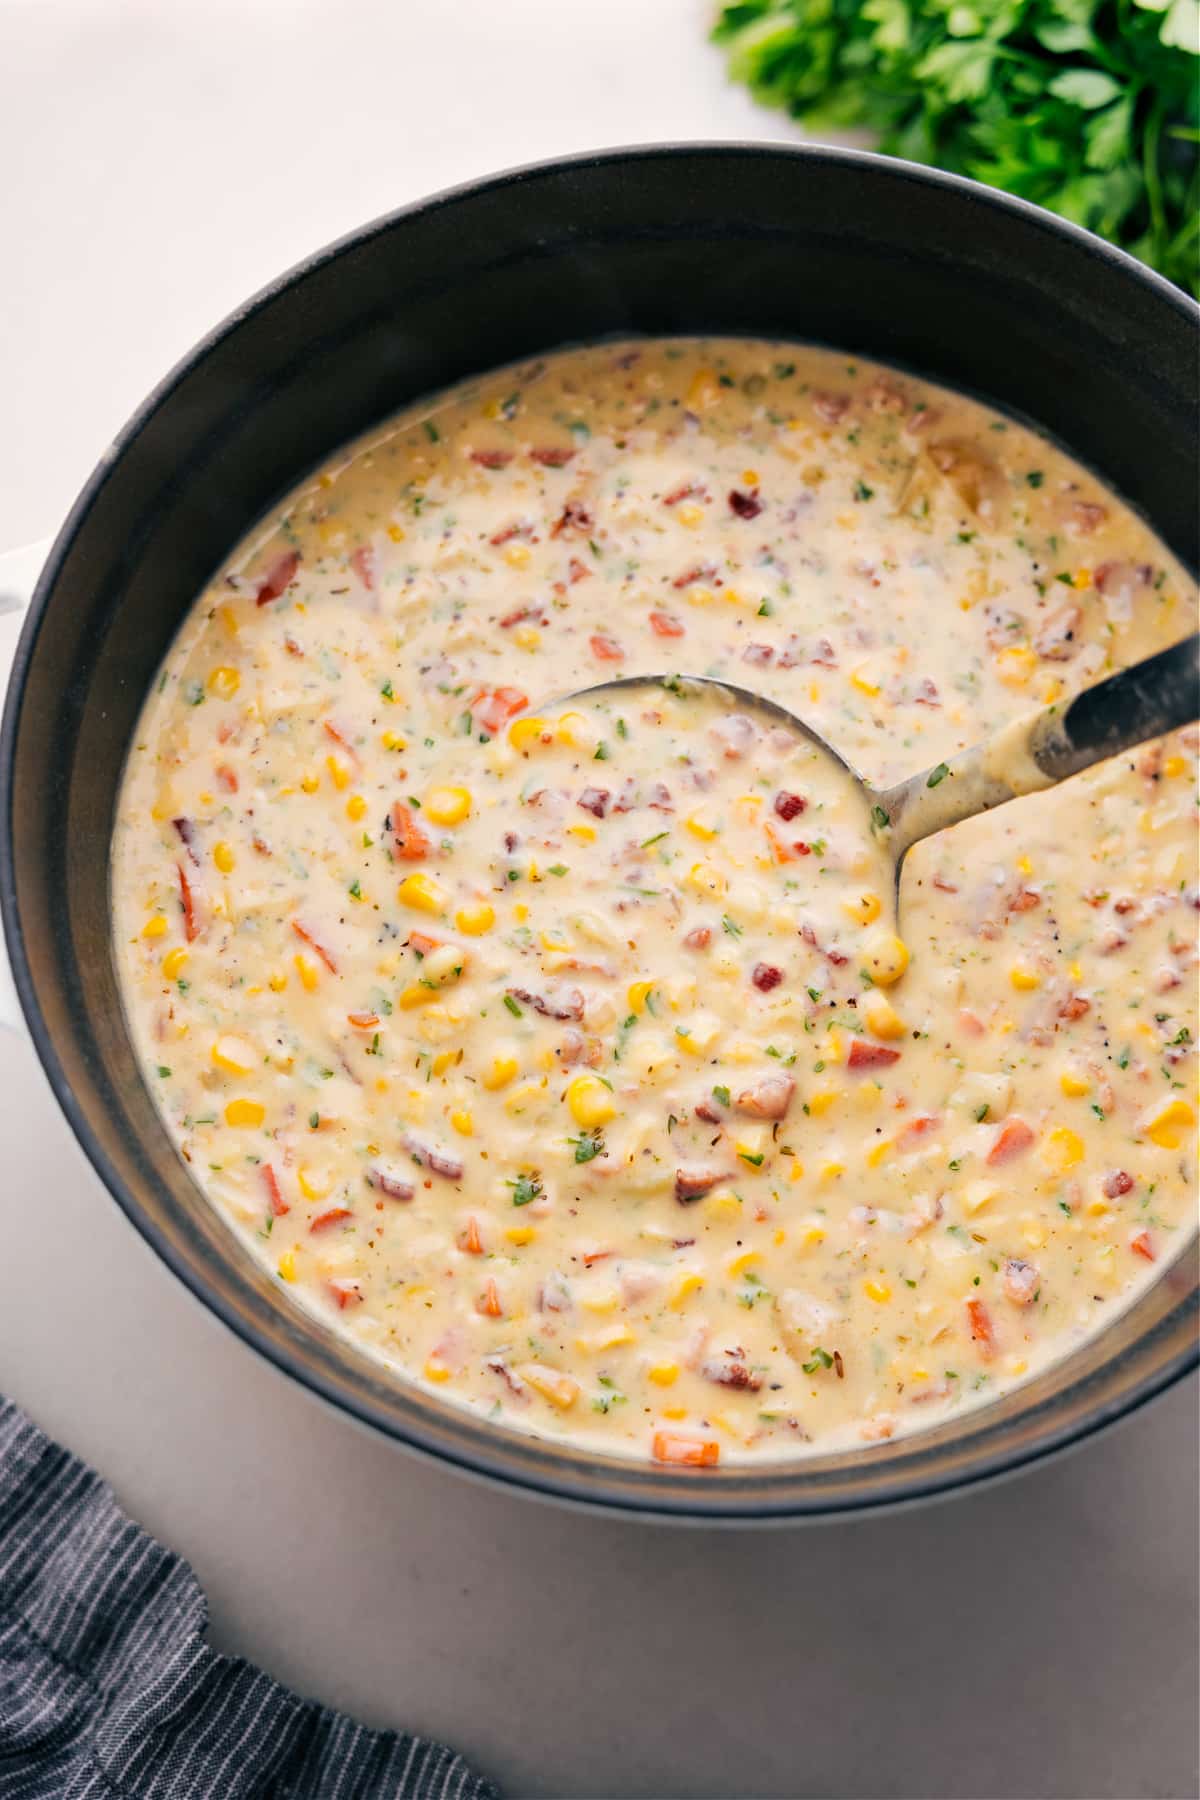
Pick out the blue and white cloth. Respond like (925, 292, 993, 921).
(0, 1399, 498, 1799)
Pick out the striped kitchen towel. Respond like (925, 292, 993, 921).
(0, 1398, 499, 1799)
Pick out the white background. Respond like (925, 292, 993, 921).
(1, 4, 1196, 1796)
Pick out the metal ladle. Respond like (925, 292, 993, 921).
(556, 632, 1199, 897)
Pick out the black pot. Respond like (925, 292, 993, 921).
(2, 145, 1196, 1520)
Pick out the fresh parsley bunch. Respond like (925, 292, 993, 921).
(712, 0, 1199, 294)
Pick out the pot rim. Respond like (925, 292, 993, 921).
(3, 141, 1196, 1521)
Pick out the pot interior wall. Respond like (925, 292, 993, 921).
(6, 148, 1196, 1513)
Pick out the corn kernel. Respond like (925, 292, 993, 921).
(1010, 963, 1042, 991)
(850, 668, 881, 698)
(294, 954, 319, 991)
(567, 823, 596, 843)
(1163, 753, 1187, 778)
(509, 716, 548, 751)
(267, 971, 287, 992)
(661, 1405, 688, 1421)
(996, 646, 1037, 686)
(512, 624, 541, 651)
(505, 1225, 535, 1246)
(566, 1074, 616, 1129)
(162, 947, 189, 981)
(687, 367, 720, 412)
(211, 1035, 256, 1076)
(864, 993, 905, 1040)
(669, 1273, 705, 1310)
(1060, 1068, 1091, 1098)
(212, 840, 235, 874)
(299, 773, 320, 794)
(704, 1191, 743, 1222)
(555, 712, 593, 749)
(425, 784, 472, 826)
(218, 604, 239, 636)
(800, 1225, 826, 1249)
(224, 1098, 265, 1128)
(1044, 1126, 1085, 1172)
(346, 794, 367, 821)
(820, 1161, 845, 1183)
(397, 871, 447, 914)
(325, 755, 350, 792)
(864, 1278, 892, 1303)
(454, 901, 494, 936)
(520, 1365, 579, 1410)
(844, 891, 882, 926)
(866, 1138, 892, 1169)
(686, 811, 719, 841)
(142, 915, 168, 939)
(685, 862, 727, 899)
(1086, 1198, 1111, 1218)
(424, 1360, 452, 1384)
(482, 1054, 518, 1092)
(675, 1014, 721, 1056)
(628, 980, 654, 1014)
(449, 1107, 474, 1137)
(1142, 1096, 1194, 1150)
(381, 730, 407, 751)
(503, 1081, 544, 1115)
(1022, 1220, 1048, 1249)
(577, 1324, 637, 1354)
(277, 1251, 296, 1283)
(207, 666, 240, 700)
(503, 541, 532, 568)
(648, 1362, 679, 1386)
(807, 1088, 840, 1117)
(864, 932, 909, 986)
(298, 1166, 333, 1200)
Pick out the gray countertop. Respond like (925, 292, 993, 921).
(1, 5, 1196, 1795)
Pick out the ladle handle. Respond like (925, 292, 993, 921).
(873, 633, 1200, 861)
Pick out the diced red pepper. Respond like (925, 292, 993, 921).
(1130, 1230, 1156, 1262)
(177, 861, 201, 942)
(254, 549, 300, 606)
(966, 1298, 996, 1356)
(310, 1207, 354, 1233)
(391, 802, 431, 861)
(589, 633, 625, 662)
(350, 545, 376, 592)
(848, 1039, 901, 1070)
(648, 610, 685, 638)
(471, 686, 528, 735)
(262, 1164, 289, 1217)
(652, 1431, 720, 1468)
(327, 1277, 364, 1309)
(291, 919, 338, 974)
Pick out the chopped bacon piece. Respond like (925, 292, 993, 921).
(959, 1009, 985, 1037)
(1130, 1230, 1156, 1262)
(530, 445, 575, 468)
(913, 677, 941, 707)
(262, 1165, 289, 1217)
(652, 1431, 719, 1468)
(291, 919, 338, 973)
(648, 781, 674, 811)
(662, 481, 704, 507)
(683, 926, 711, 950)
(742, 643, 774, 666)
(366, 1166, 415, 1202)
(172, 817, 200, 863)
(255, 549, 300, 606)
(499, 603, 544, 629)
(177, 861, 201, 942)
(702, 1357, 762, 1391)
(675, 1166, 726, 1203)
(400, 1132, 464, 1182)
(1033, 603, 1082, 661)
(987, 1117, 1035, 1165)
(310, 1207, 353, 1233)
(672, 562, 717, 590)
(470, 686, 528, 735)
(649, 610, 685, 638)
(1003, 1258, 1039, 1307)
(507, 984, 584, 1021)
(1059, 994, 1091, 1022)
(1065, 500, 1108, 537)
(695, 1098, 724, 1125)
(896, 1113, 939, 1148)
(734, 1075, 794, 1120)
(812, 391, 850, 424)
(710, 713, 756, 758)
(932, 874, 958, 894)
(567, 558, 591, 585)
(966, 1298, 996, 1356)
(350, 545, 376, 591)
(489, 521, 531, 547)
(848, 1040, 901, 1070)
(589, 633, 624, 661)
(1009, 888, 1040, 912)
(728, 488, 763, 520)
(773, 790, 806, 822)
(751, 963, 783, 993)
(215, 764, 238, 793)
(327, 1277, 364, 1309)
(469, 448, 514, 469)
(577, 786, 610, 818)
(323, 719, 361, 764)
(581, 1249, 614, 1268)
(1103, 1170, 1134, 1199)
(390, 801, 431, 861)
(550, 500, 593, 537)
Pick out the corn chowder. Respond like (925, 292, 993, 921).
(113, 340, 1198, 1468)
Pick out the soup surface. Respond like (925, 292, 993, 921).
(113, 340, 1198, 1467)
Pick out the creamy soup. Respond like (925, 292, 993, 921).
(112, 340, 1197, 1468)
